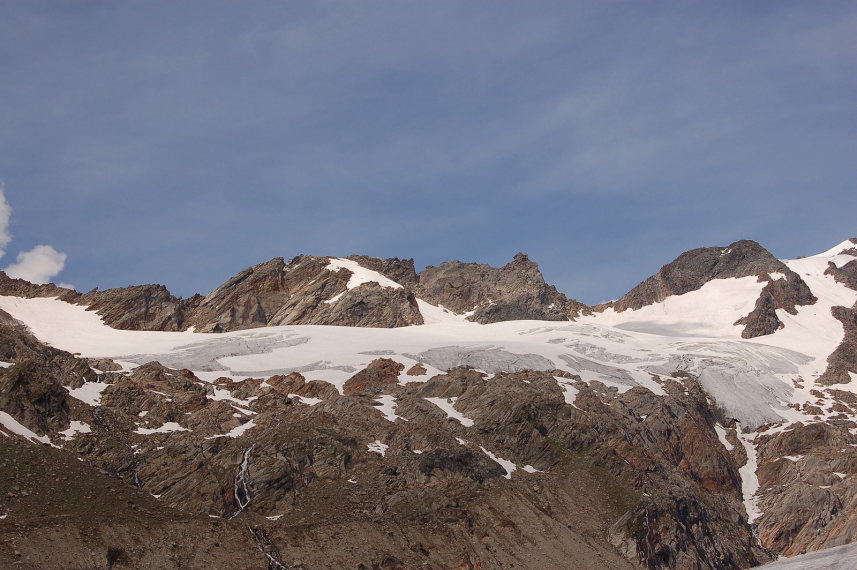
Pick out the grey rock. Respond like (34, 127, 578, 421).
(417, 253, 587, 323)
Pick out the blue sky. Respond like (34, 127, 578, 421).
(1, 1, 855, 304)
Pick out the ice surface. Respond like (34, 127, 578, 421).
(751, 541, 857, 569)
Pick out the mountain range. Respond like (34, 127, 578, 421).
(0, 238, 855, 569)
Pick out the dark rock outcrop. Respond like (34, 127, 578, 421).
(818, 302, 857, 386)
(417, 253, 587, 323)
(826, 257, 857, 292)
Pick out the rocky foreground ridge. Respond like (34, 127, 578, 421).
(0, 238, 855, 569)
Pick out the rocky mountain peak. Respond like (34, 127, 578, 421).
(506, 252, 537, 269)
(611, 239, 816, 338)
(417, 253, 586, 323)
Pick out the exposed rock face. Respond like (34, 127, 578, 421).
(0, 271, 77, 300)
(417, 253, 587, 323)
(0, 360, 71, 435)
(818, 302, 857, 386)
(754, 421, 857, 556)
(76, 285, 202, 331)
(187, 255, 423, 331)
(346, 255, 419, 287)
(611, 240, 816, 338)
(826, 257, 857, 291)
(4, 251, 590, 332)
(343, 358, 404, 395)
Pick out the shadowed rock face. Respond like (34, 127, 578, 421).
(611, 240, 816, 338)
(417, 253, 587, 323)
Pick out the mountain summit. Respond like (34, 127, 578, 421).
(0, 239, 855, 569)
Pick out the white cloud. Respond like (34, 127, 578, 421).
(0, 183, 71, 286)
(4, 245, 67, 285)
(0, 183, 12, 258)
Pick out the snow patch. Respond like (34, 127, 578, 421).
(425, 397, 474, 427)
(737, 428, 762, 523)
(374, 395, 405, 422)
(134, 422, 189, 435)
(714, 424, 734, 451)
(207, 420, 256, 439)
(59, 421, 91, 440)
(367, 440, 388, 456)
(554, 376, 580, 406)
(325, 258, 403, 291)
(0, 411, 57, 447)
(288, 394, 322, 406)
(480, 447, 517, 479)
(66, 382, 110, 406)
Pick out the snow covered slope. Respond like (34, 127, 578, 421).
(1, 240, 854, 432)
